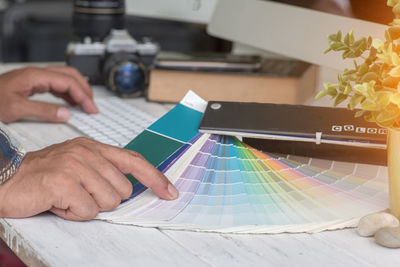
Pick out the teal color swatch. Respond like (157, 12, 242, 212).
(124, 102, 203, 190)
(148, 104, 203, 143)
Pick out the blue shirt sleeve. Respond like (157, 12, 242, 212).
(0, 123, 25, 184)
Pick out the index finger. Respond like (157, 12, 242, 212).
(30, 68, 98, 114)
(46, 66, 93, 98)
(96, 142, 179, 200)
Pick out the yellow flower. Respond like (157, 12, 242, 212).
(388, 0, 400, 7)
(386, 46, 400, 77)
(377, 43, 394, 65)
(372, 39, 384, 51)
(391, 93, 400, 106)
(354, 81, 376, 98)
(392, 50, 400, 65)
(390, 66, 400, 77)
(393, 19, 400, 26)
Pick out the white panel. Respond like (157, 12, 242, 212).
(125, 0, 217, 24)
(207, 0, 387, 70)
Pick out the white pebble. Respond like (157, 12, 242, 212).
(375, 227, 400, 248)
(357, 212, 399, 237)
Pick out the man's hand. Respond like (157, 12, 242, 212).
(0, 137, 179, 221)
(0, 66, 98, 123)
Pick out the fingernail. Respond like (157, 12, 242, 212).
(168, 183, 179, 200)
(90, 100, 99, 113)
(57, 107, 70, 121)
(84, 100, 98, 114)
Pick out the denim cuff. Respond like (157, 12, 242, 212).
(0, 123, 25, 184)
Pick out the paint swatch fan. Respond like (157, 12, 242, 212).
(98, 92, 388, 233)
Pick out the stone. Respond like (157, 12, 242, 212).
(375, 227, 400, 248)
(356, 212, 399, 237)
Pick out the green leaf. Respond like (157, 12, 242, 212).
(315, 90, 328, 99)
(364, 112, 377, 122)
(323, 82, 339, 90)
(353, 42, 367, 57)
(334, 93, 347, 106)
(358, 63, 369, 75)
(385, 28, 392, 42)
(354, 38, 366, 48)
(322, 24, 400, 129)
(360, 99, 379, 111)
(343, 85, 352, 95)
(361, 72, 379, 83)
(349, 30, 355, 44)
(355, 110, 366, 117)
(344, 32, 350, 46)
(344, 69, 357, 75)
(336, 30, 342, 41)
(342, 50, 353, 59)
(327, 87, 338, 96)
(337, 74, 343, 83)
(328, 34, 337, 42)
(349, 94, 364, 109)
(330, 42, 347, 50)
(353, 81, 376, 97)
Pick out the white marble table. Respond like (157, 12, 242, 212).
(0, 63, 399, 267)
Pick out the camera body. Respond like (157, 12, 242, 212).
(67, 30, 158, 97)
(66, 0, 159, 97)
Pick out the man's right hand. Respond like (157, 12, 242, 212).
(0, 137, 179, 221)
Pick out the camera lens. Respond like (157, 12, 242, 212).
(113, 62, 145, 94)
(73, 0, 125, 41)
(104, 53, 148, 97)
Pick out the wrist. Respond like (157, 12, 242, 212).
(0, 161, 26, 218)
(0, 181, 8, 217)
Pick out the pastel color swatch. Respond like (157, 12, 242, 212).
(98, 92, 388, 233)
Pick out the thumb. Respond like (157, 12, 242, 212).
(19, 99, 71, 122)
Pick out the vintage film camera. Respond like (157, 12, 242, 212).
(66, 0, 159, 97)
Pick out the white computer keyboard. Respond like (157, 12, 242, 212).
(68, 97, 157, 147)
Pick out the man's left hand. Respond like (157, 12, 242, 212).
(0, 66, 98, 123)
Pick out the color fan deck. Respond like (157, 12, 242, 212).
(97, 92, 388, 234)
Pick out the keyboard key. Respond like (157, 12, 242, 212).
(68, 97, 157, 147)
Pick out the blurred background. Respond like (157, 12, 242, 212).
(0, 0, 232, 63)
(0, 0, 393, 63)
